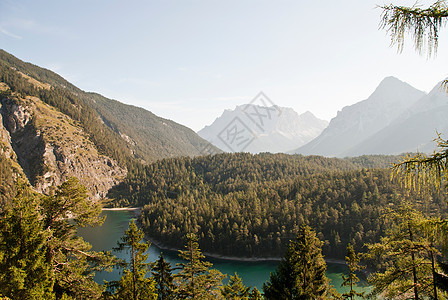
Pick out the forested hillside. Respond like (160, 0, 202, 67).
(108, 153, 448, 259)
(0, 50, 218, 168)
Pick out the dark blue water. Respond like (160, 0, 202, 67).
(78, 210, 370, 293)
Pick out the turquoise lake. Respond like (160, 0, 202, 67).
(77, 210, 370, 293)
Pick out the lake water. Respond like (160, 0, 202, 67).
(77, 210, 370, 293)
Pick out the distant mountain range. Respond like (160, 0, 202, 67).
(198, 104, 328, 153)
(294, 76, 448, 157)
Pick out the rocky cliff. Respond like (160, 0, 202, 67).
(0, 83, 126, 199)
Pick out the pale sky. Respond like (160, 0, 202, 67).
(1, 0, 447, 131)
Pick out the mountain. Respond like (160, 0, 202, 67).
(0, 84, 126, 198)
(0, 49, 219, 197)
(198, 104, 328, 153)
(294, 77, 426, 157)
(342, 81, 448, 156)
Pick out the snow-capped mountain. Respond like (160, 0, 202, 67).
(294, 76, 426, 157)
(198, 105, 328, 153)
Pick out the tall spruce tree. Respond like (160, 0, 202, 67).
(341, 244, 365, 300)
(152, 253, 175, 300)
(111, 219, 156, 300)
(263, 224, 331, 300)
(176, 233, 225, 299)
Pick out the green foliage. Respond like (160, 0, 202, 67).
(176, 233, 225, 299)
(41, 177, 115, 299)
(0, 183, 53, 299)
(109, 219, 156, 300)
(365, 202, 443, 299)
(393, 135, 448, 193)
(0, 49, 218, 170)
(248, 287, 263, 300)
(0, 177, 114, 299)
(115, 153, 447, 259)
(152, 253, 175, 300)
(263, 224, 333, 299)
(341, 244, 365, 300)
(0, 153, 17, 210)
(221, 273, 251, 299)
(380, 0, 448, 57)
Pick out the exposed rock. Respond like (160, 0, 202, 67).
(0, 92, 126, 199)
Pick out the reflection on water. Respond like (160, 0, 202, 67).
(77, 210, 370, 293)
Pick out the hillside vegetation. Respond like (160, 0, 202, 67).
(109, 153, 448, 259)
(0, 50, 218, 169)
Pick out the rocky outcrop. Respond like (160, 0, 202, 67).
(0, 88, 126, 199)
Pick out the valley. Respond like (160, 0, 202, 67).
(0, 49, 447, 298)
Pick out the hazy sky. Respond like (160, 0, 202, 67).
(1, 0, 447, 131)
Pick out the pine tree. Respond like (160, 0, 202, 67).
(263, 224, 331, 300)
(248, 287, 262, 300)
(0, 184, 53, 299)
(0, 178, 114, 299)
(152, 253, 175, 300)
(341, 243, 365, 300)
(220, 273, 250, 299)
(111, 219, 156, 300)
(41, 177, 114, 299)
(176, 233, 225, 299)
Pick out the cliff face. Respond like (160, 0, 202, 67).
(0, 84, 126, 199)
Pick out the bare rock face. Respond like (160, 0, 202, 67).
(0, 90, 126, 199)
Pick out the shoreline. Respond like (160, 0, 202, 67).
(102, 207, 140, 211)
(146, 234, 346, 264)
(105, 209, 346, 265)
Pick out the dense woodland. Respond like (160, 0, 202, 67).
(108, 153, 448, 259)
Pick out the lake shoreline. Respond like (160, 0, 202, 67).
(145, 234, 346, 265)
(110, 207, 346, 264)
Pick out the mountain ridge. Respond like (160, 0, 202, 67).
(198, 104, 328, 153)
(294, 76, 427, 157)
(0, 49, 219, 197)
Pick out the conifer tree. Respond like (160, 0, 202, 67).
(341, 243, 365, 300)
(0, 178, 114, 299)
(41, 177, 114, 299)
(220, 273, 250, 299)
(152, 253, 175, 300)
(365, 203, 437, 299)
(176, 233, 225, 299)
(111, 219, 156, 300)
(248, 287, 263, 300)
(263, 224, 331, 300)
(0, 184, 53, 299)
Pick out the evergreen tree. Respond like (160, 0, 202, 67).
(220, 273, 250, 299)
(41, 177, 114, 299)
(0, 178, 114, 299)
(176, 233, 225, 299)
(365, 203, 438, 299)
(263, 224, 331, 299)
(111, 219, 156, 300)
(248, 287, 263, 300)
(341, 244, 365, 300)
(152, 253, 175, 300)
(0, 184, 53, 299)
